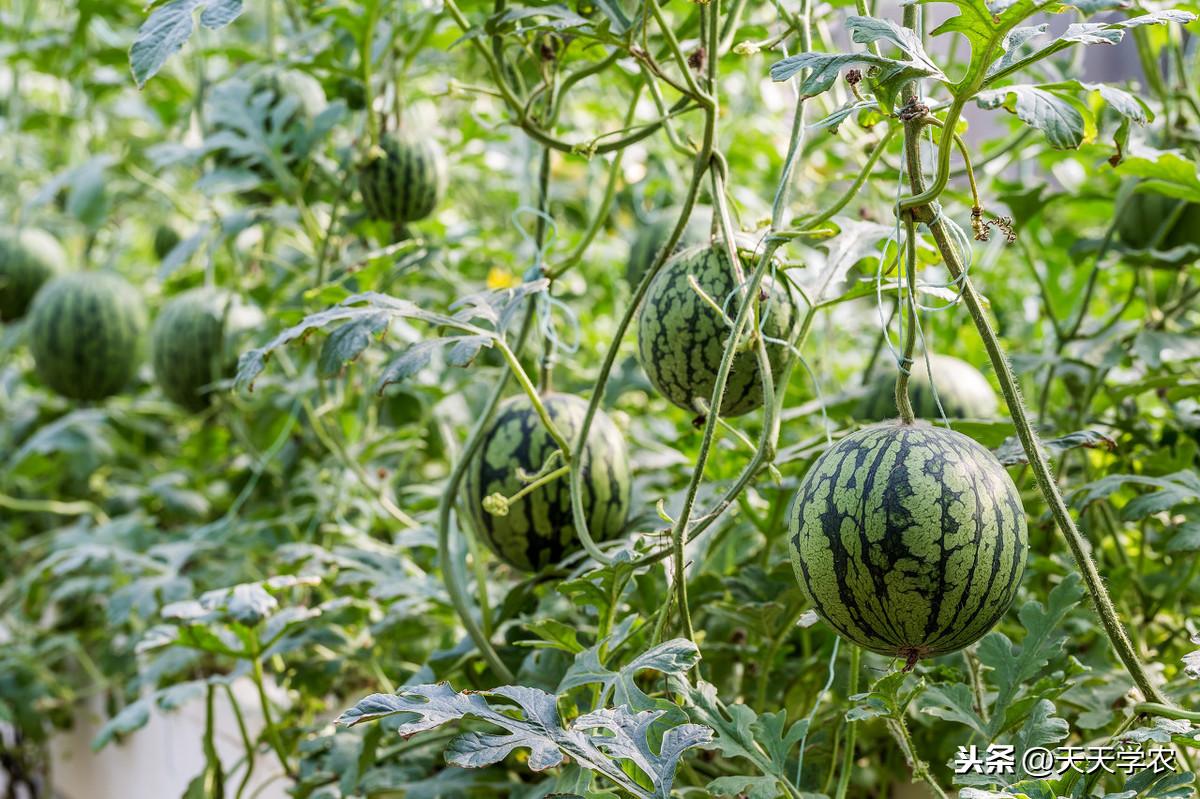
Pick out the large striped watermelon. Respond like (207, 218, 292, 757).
(636, 241, 799, 418)
(858, 354, 998, 421)
(28, 272, 146, 401)
(465, 393, 631, 572)
(358, 134, 446, 225)
(0, 229, 66, 322)
(788, 422, 1028, 663)
(151, 288, 257, 410)
(625, 207, 711, 286)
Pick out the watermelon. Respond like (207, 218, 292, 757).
(28, 272, 147, 401)
(1118, 191, 1200, 262)
(153, 225, 182, 261)
(788, 422, 1028, 661)
(151, 288, 255, 410)
(208, 69, 327, 180)
(358, 134, 447, 225)
(0, 229, 65, 322)
(858, 354, 998, 421)
(636, 241, 799, 418)
(625, 207, 712, 286)
(464, 393, 631, 572)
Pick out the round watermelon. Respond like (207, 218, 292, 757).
(153, 225, 182, 261)
(1118, 191, 1200, 261)
(465, 393, 631, 572)
(858, 354, 998, 421)
(625, 207, 711, 286)
(636, 241, 799, 418)
(151, 288, 252, 410)
(358, 134, 446, 225)
(28, 272, 147, 401)
(209, 69, 326, 178)
(0, 229, 65, 322)
(788, 422, 1028, 662)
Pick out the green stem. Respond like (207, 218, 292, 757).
(799, 125, 898, 230)
(1135, 703, 1200, 722)
(226, 685, 257, 799)
(888, 711, 949, 799)
(251, 659, 293, 778)
(495, 340, 571, 459)
(834, 646, 862, 799)
(897, 5, 1168, 706)
(435, 306, 536, 686)
(893, 215, 918, 425)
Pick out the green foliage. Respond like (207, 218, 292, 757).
(4, 0, 1200, 797)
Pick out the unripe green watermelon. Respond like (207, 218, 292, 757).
(0, 229, 65, 322)
(858, 354, 998, 421)
(465, 394, 631, 572)
(1118, 191, 1200, 261)
(151, 288, 249, 410)
(153, 225, 182, 261)
(788, 422, 1028, 661)
(28, 272, 146, 401)
(636, 242, 800, 418)
(209, 69, 327, 177)
(625, 207, 711, 286)
(358, 135, 447, 225)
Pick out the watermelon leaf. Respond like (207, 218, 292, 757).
(130, 0, 246, 88)
(976, 573, 1084, 738)
(559, 638, 701, 711)
(337, 682, 712, 799)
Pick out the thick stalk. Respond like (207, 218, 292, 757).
(436, 311, 536, 684)
(834, 645, 862, 799)
(896, 5, 1168, 706)
(893, 216, 918, 425)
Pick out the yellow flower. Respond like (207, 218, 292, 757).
(487, 266, 517, 289)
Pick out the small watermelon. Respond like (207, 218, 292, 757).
(28, 272, 147, 401)
(358, 134, 446, 225)
(0, 229, 65, 322)
(208, 69, 327, 178)
(636, 241, 799, 418)
(153, 225, 182, 261)
(625, 207, 711, 286)
(858, 354, 998, 421)
(788, 422, 1028, 662)
(1118, 191, 1200, 262)
(465, 393, 631, 572)
(151, 288, 257, 410)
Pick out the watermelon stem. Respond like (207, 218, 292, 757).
(893, 214, 919, 425)
(896, 9, 1171, 707)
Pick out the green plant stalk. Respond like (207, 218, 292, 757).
(893, 215, 919, 425)
(565, 96, 719, 569)
(360, 0, 381, 146)
(435, 287, 538, 687)
(897, 5, 1168, 706)
(203, 684, 225, 798)
(834, 645, 862, 799)
(251, 658, 293, 778)
(887, 711, 949, 799)
(799, 125, 898, 230)
(494, 339, 572, 459)
(548, 85, 642, 278)
(664, 0, 730, 642)
(226, 684, 257, 799)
